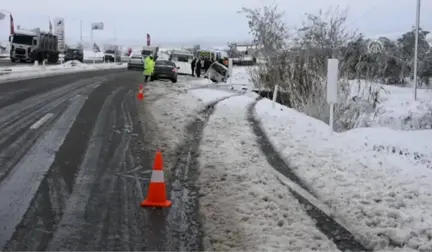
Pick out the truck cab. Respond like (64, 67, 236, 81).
(9, 30, 36, 63)
(9, 28, 59, 63)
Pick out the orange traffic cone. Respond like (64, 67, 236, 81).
(137, 84, 144, 100)
(140, 150, 172, 208)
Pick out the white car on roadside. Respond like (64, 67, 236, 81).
(168, 49, 193, 75)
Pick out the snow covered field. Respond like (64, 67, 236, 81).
(348, 80, 432, 130)
(255, 99, 432, 251)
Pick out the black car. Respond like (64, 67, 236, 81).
(64, 47, 83, 62)
(151, 60, 179, 83)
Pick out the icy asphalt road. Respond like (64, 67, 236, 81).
(0, 70, 201, 251)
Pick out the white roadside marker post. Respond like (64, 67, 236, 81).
(327, 58, 339, 135)
(228, 58, 233, 88)
(272, 84, 279, 109)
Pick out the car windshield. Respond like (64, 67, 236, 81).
(155, 60, 175, 67)
(171, 54, 191, 62)
(11, 34, 33, 45)
(66, 49, 80, 53)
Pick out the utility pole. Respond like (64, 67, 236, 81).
(80, 20, 83, 44)
(413, 0, 421, 100)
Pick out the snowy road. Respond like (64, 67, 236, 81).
(0, 67, 409, 251)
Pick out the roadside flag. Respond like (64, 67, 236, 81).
(10, 14, 14, 35)
(146, 33, 151, 46)
(93, 43, 101, 53)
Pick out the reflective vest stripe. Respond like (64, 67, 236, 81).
(150, 170, 164, 182)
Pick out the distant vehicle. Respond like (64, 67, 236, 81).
(196, 49, 224, 61)
(64, 45, 83, 62)
(9, 28, 59, 63)
(169, 49, 193, 75)
(141, 46, 159, 60)
(151, 60, 179, 83)
(127, 54, 144, 70)
(103, 47, 121, 62)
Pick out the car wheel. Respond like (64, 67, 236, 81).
(171, 78, 177, 83)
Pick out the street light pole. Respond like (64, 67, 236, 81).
(80, 20, 83, 44)
(413, 0, 421, 101)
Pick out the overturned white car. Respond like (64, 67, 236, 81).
(205, 61, 229, 83)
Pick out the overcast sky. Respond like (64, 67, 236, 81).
(1, 0, 432, 46)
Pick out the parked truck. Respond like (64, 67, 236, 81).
(9, 28, 59, 63)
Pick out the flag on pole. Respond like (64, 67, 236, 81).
(10, 14, 15, 35)
(146, 33, 151, 46)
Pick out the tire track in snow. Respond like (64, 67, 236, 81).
(247, 97, 369, 252)
(164, 94, 240, 251)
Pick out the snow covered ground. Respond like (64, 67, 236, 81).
(0, 60, 126, 82)
(135, 65, 432, 251)
(255, 99, 432, 251)
(141, 82, 340, 250)
(184, 66, 432, 251)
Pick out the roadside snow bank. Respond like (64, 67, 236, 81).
(141, 84, 234, 152)
(0, 62, 126, 82)
(198, 95, 338, 251)
(84, 50, 104, 60)
(255, 98, 432, 251)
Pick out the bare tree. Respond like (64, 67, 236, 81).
(241, 4, 380, 131)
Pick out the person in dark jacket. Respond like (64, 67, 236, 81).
(195, 58, 202, 78)
(191, 58, 196, 77)
(203, 58, 211, 73)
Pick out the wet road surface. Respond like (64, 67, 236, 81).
(0, 70, 201, 251)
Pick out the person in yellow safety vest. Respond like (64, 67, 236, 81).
(143, 55, 155, 83)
